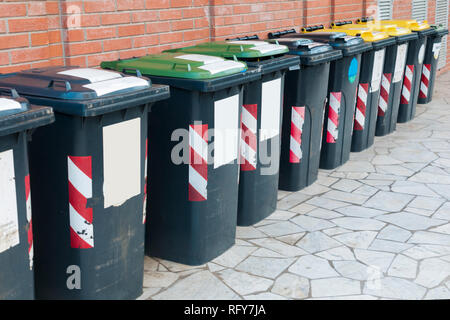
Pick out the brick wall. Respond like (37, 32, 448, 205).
(60, 0, 210, 67)
(0, 1, 63, 73)
(0, 0, 448, 73)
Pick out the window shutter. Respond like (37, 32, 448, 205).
(435, 0, 449, 69)
(412, 0, 428, 22)
(378, 0, 393, 20)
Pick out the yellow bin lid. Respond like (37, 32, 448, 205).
(330, 24, 391, 42)
(354, 20, 413, 37)
(366, 19, 431, 32)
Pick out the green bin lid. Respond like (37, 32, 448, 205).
(164, 40, 289, 59)
(101, 52, 247, 80)
(431, 25, 449, 37)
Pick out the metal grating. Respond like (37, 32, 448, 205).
(436, 0, 449, 69)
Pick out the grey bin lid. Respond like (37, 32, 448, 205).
(0, 88, 54, 137)
(0, 67, 170, 117)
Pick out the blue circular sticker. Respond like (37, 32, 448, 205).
(348, 57, 358, 83)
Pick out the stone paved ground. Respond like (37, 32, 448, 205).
(138, 72, 450, 300)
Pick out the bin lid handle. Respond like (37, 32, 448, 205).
(0, 87, 20, 99)
(48, 80, 72, 92)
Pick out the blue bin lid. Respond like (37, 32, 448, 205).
(0, 67, 170, 117)
(272, 32, 372, 56)
(267, 38, 343, 65)
(0, 88, 54, 137)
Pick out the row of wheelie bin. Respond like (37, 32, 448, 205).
(0, 18, 447, 300)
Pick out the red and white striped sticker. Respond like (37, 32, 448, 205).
(68, 156, 94, 249)
(240, 104, 257, 171)
(378, 73, 392, 116)
(326, 92, 341, 143)
(189, 124, 208, 202)
(354, 83, 368, 131)
(143, 139, 148, 224)
(401, 65, 414, 105)
(25, 175, 33, 270)
(289, 106, 305, 163)
(419, 64, 431, 99)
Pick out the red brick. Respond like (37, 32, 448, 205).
(0, 34, 29, 50)
(119, 48, 148, 60)
(172, 20, 194, 31)
(146, 21, 171, 33)
(48, 30, 62, 44)
(183, 8, 205, 18)
(87, 52, 119, 67)
(8, 17, 48, 32)
(160, 9, 183, 20)
(11, 47, 50, 64)
(0, 65, 33, 74)
(159, 32, 183, 44)
(84, 0, 116, 13)
(49, 44, 63, 58)
(103, 38, 132, 51)
(86, 27, 116, 40)
(66, 56, 87, 68)
(28, 1, 47, 16)
(64, 29, 85, 42)
(46, 1, 60, 15)
(0, 21, 6, 34)
(101, 13, 131, 25)
(117, 0, 145, 11)
(145, 0, 170, 9)
(171, 0, 192, 8)
(31, 32, 50, 47)
(184, 28, 209, 41)
(0, 3, 27, 18)
(133, 35, 159, 48)
(66, 41, 102, 56)
(195, 17, 209, 29)
(132, 11, 158, 22)
(118, 24, 146, 37)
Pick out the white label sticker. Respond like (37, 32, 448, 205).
(58, 68, 122, 83)
(103, 118, 141, 208)
(176, 54, 245, 75)
(0, 98, 22, 112)
(83, 77, 150, 97)
(393, 43, 408, 83)
(198, 60, 246, 75)
(370, 49, 386, 92)
(433, 42, 441, 59)
(214, 94, 239, 169)
(418, 44, 425, 65)
(0, 149, 19, 253)
(176, 54, 225, 64)
(227, 41, 287, 54)
(260, 78, 282, 141)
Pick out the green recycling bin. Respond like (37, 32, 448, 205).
(164, 39, 300, 226)
(0, 67, 170, 300)
(265, 37, 342, 191)
(418, 25, 449, 104)
(0, 89, 54, 299)
(102, 53, 260, 265)
(269, 28, 371, 169)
